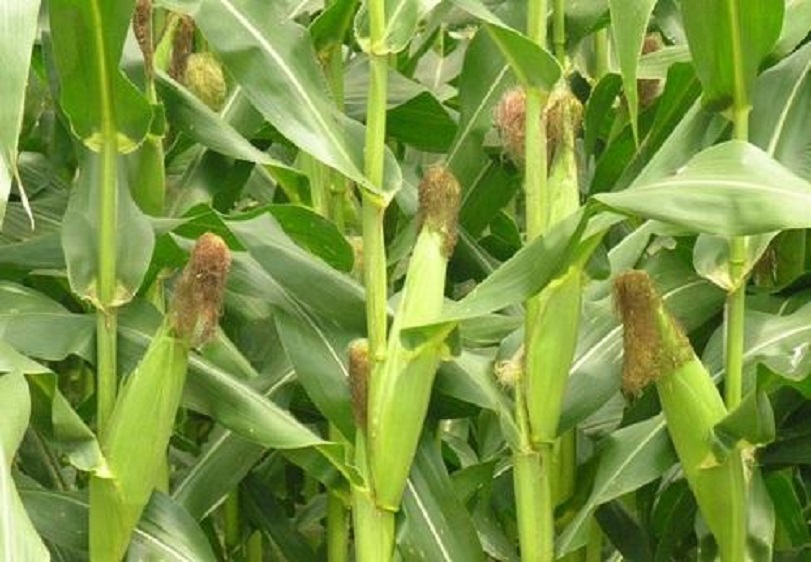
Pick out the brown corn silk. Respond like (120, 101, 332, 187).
(614, 270, 693, 395)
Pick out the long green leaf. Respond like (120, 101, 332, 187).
(20, 488, 217, 561)
(49, 0, 152, 151)
(399, 437, 486, 562)
(161, 0, 401, 199)
(608, 0, 656, 144)
(0, 0, 41, 225)
(557, 416, 676, 555)
(680, 0, 783, 109)
(0, 371, 50, 561)
(597, 141, 811, 236)
(751, 42, 811, 178)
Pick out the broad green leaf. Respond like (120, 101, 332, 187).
(597, 141, 811, 236)
(482, 24, 561, 90)
(449, 0, 560, 90)
(557, 416, 676, 555)
(49, 0, 152, 151)
(773, 0, 811, 57)
(608, 0, 656, 144)
(61, 149, 155, 307)
(764, 471, 810, 547)
(161, 0, 402, 199)
(20, 488, 217, 561)
(751, 42, 811, 179)
(712, 391, 776, 459)
(446, 31, 512, 189)
(680, 0, 783, 109)
(155, 72, 296, 175)
(638, 45, 693, 80)
(0, 371, 50, 561)
(0, 282, 94, 361)
(704, 301, 811, 384)
(399, 437, 486, 562)
(241, 476, 319, 561)
(0, 0, 41, 225)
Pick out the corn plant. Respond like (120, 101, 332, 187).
(4, 0, 811, 561)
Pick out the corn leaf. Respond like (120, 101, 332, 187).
(160, 0, 401, 199)
(0, 0, 41, 226)
(680, 0, 783, 109)
(597, 141, 811, 236)
(608, 0, 656, 144)
(49, 0, 152, 151)
(0, 370, 50, 561)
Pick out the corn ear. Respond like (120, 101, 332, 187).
(368, 166, 459, 510)
(90, 233, 230, 560)
(90, 328, 190, 561)
(525, 265, 582, 445)
(615, 271, 747, 561)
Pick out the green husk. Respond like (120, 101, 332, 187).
(89, 233, 230, 560)
(525, 265, 582, 445)
(367, 166, 460, 510)
(615, 271, 747, 561)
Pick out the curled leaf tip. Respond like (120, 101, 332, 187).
(614, 270, 692, 395)
(348, 339, 370, 429)
(418, 165, 461, 257)
(172, 233, 232, 346)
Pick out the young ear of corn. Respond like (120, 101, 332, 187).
(525, 85, 584, 446)
(367, 166, 460, 511)
(615, 270, 747, 562)
(90, 233, 231, 561)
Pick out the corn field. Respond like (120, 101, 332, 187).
(2, 0, 811, 560)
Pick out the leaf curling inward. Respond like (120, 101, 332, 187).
(613, 270, 693, 395)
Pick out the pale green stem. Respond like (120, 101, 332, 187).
(518, 2, 553, 561)
(514, 447, 554, 562)
(357, 0, 394, 558)
(724, 101, 750, 410)
(594, 28, 609, 80)
(246, 531, 263, 562)
(327, 425, 349, 562)
(585, 518, 602, 562)
(553, 0, 566, 62)
(352, 433, 395, 562)
(96, 137, 119, 437)
(224, 491, 241, 554)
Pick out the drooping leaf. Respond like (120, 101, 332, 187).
(20, 487, 218, 561)
(557, 416, 676, 555)
(0, 371, 50, 561)
(597, 141, 811, 236)
(399, 437, 486, 562)
(161, 0, 401, 199)
(0, 0, 41, 225)
(750, 42, 811, 179)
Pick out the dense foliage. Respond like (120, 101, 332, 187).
(2, 0, 811, 560)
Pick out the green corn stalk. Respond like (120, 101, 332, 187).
(367, 166, 461, 511)
(90, 233, 231, 561)
(615, 271, 747, 562)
